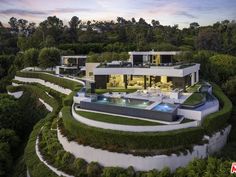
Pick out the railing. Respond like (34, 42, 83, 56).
(96, 62, 197, 69)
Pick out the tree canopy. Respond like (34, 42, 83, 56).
(38, 47, 60, 68)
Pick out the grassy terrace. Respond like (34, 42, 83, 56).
(76, 110, 162, 125)
(183, 92, 205, 106)
(16, 71, 82, 91)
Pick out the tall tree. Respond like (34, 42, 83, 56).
(151, 20, 160, 27)
(17, 19, 28, 36)
(23, 48, 39, 67)
(8, 17, 18, 33)
(38, 47, 60, 69)
(189, 22, 200, 29)
(196, 28, 222, 51)
(69, 16, 81, 42)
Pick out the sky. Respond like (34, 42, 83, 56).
(0, 0, 236, 28)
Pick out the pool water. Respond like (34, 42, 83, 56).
(152, 103, 177, 112)
(93, 96, 154, 109)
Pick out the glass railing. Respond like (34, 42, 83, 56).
(96, 62, 196, 69)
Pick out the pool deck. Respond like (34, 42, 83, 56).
(104, 91, 191, 105)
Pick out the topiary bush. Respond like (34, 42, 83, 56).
(87, 162, 102, 177)
(73, 158, 88, 177)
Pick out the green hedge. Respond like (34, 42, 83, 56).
(63, 91, 76, 106)
(23, 83, 64, 177)
(23, 89, 61, 177)
(202, 83, 232, 134)
(6, 85, 22, 92)
(61, 106, 204, 155)
(25, 118, 59, 177)
(7, 85, 59, 108)
(16, 71, 82, 90)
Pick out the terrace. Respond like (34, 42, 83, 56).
(97, 60, 196, 69)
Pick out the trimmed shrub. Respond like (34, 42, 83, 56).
(87, 162, 102, 177)
(24, 118, 58, 177)
(61, 152, 75, 167)
(63, 91, 76, 106)
(6, 85, 22, 93)
(202, 83, 232, 134)
(73, 158, 87, 177)
(102, 167, 127, 177)
(159, 167, 171, 177)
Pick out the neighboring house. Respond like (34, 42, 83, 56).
(93, 51, 200, 90)
(56, 55, 87, 75)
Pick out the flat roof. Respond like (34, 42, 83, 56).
(61, 55, 87, 59)
(128, 51, 180, 55)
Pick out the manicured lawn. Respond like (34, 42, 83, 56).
(76, 110, 162, 125)
(186, 83, 202, 93)
(183, 92, 205, 106)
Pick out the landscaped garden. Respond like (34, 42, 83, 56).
(6, 71, 233, 176)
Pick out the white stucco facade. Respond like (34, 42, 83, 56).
(57, 125, 231, 172)
(178, 101, 219, 121)
(94, 64, 200, 78)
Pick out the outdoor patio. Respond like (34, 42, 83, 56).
(103, 87, 192, 105)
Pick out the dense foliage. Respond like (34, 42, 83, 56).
(0, 92, 48, 177)
(38, 47, 60, 68)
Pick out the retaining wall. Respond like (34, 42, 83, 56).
(57, 125, 231, 172)
(72, 107, 199, 132)
(14, 76, 72, 95)
(39, 98, 53, 112)
(7, 91, 23, 99)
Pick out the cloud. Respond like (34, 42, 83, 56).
(175, 11, 197, 19)
(0, 0, 25, 6)
(0, 9, 46, 15)
(48, 7, 95, 13)
(0, 7, 97, 16)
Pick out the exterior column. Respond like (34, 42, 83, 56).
(191, 72, 195, 86)
(60, 56, 63, 65)
(124, 75, 128, 89)
(196, 71, 199, 83)
(144, 75, 147, 89)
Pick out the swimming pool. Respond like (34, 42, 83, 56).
(92, 96, 154, 109)
(152, 103, 178, 113)
(81, 97, 178, 121)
